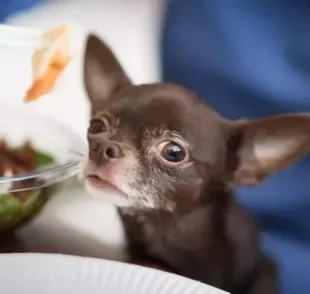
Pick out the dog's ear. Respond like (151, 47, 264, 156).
(228, 114, 310, 186)
(84, 34, 131, 110)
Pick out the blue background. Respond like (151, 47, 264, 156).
(162, 1, 310, 294)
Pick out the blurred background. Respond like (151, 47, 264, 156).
(0, 0, 164, 136)
(5, 0, 164, 82)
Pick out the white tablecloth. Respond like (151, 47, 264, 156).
(1, 0, 164, 260)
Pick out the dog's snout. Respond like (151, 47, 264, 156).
(89, 139, 123, 165)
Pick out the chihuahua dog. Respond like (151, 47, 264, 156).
(82, 34, 310, 294)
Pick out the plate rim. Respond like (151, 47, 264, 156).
(0, 253, 228, 294)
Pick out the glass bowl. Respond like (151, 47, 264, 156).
(0, 104, 86, 235)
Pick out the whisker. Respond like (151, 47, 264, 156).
(68, 149, 86, 157)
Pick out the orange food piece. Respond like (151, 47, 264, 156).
(24, 24, 71, 102)
(25, 61, 68, 102)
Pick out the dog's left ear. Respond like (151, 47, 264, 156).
(84, 34, 131, 111)
(228, 114, 310, 186)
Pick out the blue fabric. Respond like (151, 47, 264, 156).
(0, 0, 42, 22)
(162, 1, 310, 294)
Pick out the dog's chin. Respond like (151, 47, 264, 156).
(84, 177, 131, 207)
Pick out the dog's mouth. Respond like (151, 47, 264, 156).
(85, 173, 125, 195)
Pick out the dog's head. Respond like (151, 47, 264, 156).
(83, 34, 310, 211)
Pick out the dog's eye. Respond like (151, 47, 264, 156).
(88, 120, 107, 134)
(160, 142, 186, 163)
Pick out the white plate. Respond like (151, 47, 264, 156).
(0, 253, 228, 294)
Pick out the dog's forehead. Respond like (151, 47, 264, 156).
(107, 83, 221, 133)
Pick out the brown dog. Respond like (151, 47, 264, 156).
(82, 34, 310, 294)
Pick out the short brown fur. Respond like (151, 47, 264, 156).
(83, 34, 310, 294)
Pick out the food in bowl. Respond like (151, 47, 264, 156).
(0, 138, 55, 231)
(25, 24, 71, 102)
(0, 104, 85, 235)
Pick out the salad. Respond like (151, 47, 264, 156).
(0, 139, 55, 231)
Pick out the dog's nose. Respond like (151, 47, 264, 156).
(89, 140, 123, 164)
(103, 142, 123, 159)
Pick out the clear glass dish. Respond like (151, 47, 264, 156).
(0, 104, 86, 192)
(0, 104, 86, 233)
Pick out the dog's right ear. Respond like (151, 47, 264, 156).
(227, 114, 310, 186)
(84, 34, 131, 110)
